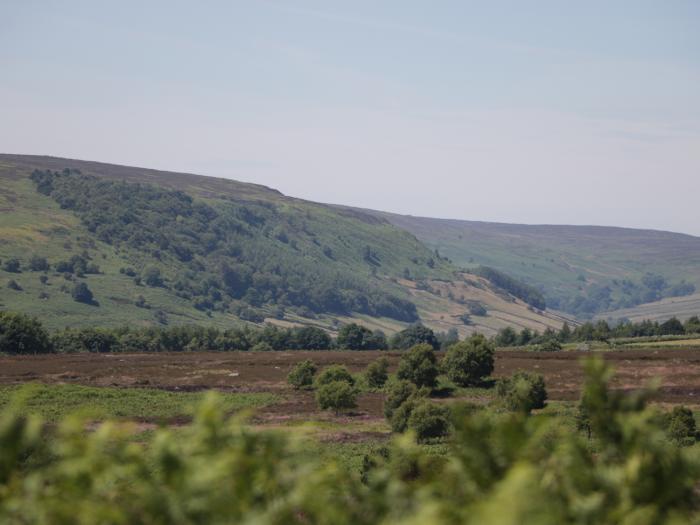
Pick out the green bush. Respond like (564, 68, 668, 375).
(441, 334, 494, 386)
(315, 380, 358, 413)
(287, 360, 317, 389)
(365, 357, 389, 389)
(71, 282, 94, 304)
(396, 344, 439, 388)
(315, 365, 355, 387)
(337, 323, 387, 350)
(664, 406, 697, 447)
(407, 401, 451, 442)
(536, 338, 562, 352)
(496, 371, 547, 413)
(389, 324, 439, 350)
(2, 258, 21, 273)
(0, 311, 53, 355)
(383, 380, 417, 420)
(250, 341, 273, 352)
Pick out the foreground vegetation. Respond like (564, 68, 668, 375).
(0, 357, 698, 523)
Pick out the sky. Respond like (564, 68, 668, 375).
(2, 1, 699, 235)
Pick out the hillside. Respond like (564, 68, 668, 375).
(0, 154, 565, 336)
(373, 212, 700, 319)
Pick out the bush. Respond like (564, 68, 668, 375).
(384, 380, 417, 420)
(663, 406, 697, 446)
(287, 360, 317, 389)
(389, 324, 439, 350)
(29, 255, 49, 272)
(407, 401, 451, 442)
(251, 341, 274, 352)
(366, 357, 389, 389)
(441, 334, 494, 386)
(143, 266, 164, 287)
(6, 279, 22, 291)
(0, 311, 53, 354)
(315, 380, 358, 414)
(535, 338, 562, 352)
(496, 371, 547, 413)
(396, 344, 439, 388)
(315, 365, 355, 387)
(337, 323, 387, 350)
(2, 258, 21, 273)
(71, 282, 94, 304)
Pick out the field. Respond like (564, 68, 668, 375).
(1, 347, 698, 449)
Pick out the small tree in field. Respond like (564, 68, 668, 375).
(397, 344, 439, 389)
(316, 381, 358, 414)
(315, 365, 355, 387)
(496, 371, 547, 413)
(366, 357, 389, 388)
(408, 401, 451, 442)
(441, 334, 495, 386)
(384, 380, 417, 420)
(287, 360, 317, 390)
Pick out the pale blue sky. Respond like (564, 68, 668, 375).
(2, 1, 699, 234)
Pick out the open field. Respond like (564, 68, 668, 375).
(1, 348, 698, 423)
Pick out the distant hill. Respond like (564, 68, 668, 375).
(0, 154, 566, 335)
(372, 212, 700, 320)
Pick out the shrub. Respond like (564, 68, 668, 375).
(6, 279, 22, 291)
(441, 334, 494, 386)
(2, 258, 21, 273)
(389, 324, 439, 350)
(71, 282, 94, 304)
(251, 341, 274, 352)
(366, 357, 389, 389)
(337, 323, 387, 350)
(315, 365, 355, 387)
(407, 401, 451, 442)
(143, 266, 164, 287)
(663, 406, 697, 446)
(315, 380, 358, 414)
(384, 380, 417, 420)
(0, 311, 53, 354)
(29, 255, 49, 272)
(39, 275, 48, 284)
(536, 338, 562, 352)
(396, 344, 439, 388)
(287, 360, 317, 389)
(496, 371, 547, 413)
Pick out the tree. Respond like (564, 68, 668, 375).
(496, 371, 547, 413)
(536, 338, 562, 352)
(684, 316, 700, 334)
(2, 258, 21, 273)
(408, 401, 451, 442)
(250, 342, 273, 352)
(663, 406, 697, 447)
(287, 360, 317, 389)
(494, 326, 517, 347)
(143, 266, 164, 287)
(71, 282, 94, 304)
(396, 344, 439, 389)
(659, 317, 684, 335)
(315, 381, 358, 414)
(389, 324, 439, 350)
(365, 357, 389, 389)
(441, 334, 494, 386)
(383, 380, 417, 420)
(315, 365, 355, 387)
(29, 255, 49, 272)
(337, 323, 373, 350)
(0, 311, 53, 354)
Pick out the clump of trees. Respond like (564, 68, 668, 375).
(389, 324, 439, 350)
(365, 357, 389, 388)
(0, 311, 53, 355)
(472, 265, 546, 309)
(336, 323, 387, 350)
(396, 344, 439, 389)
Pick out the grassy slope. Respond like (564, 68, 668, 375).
(0, 154, 564, 335)
(375, 211, 700, 319)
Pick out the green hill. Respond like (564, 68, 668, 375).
(0, 154, 565, 335)
(374, 212, 700, 319)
